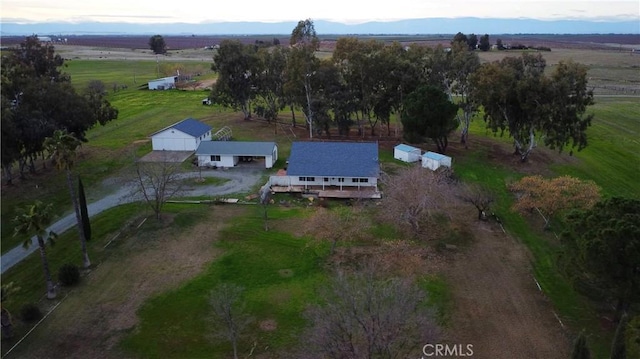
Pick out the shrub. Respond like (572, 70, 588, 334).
(20, 303, 42, 322)
(58, 263, 81, 287)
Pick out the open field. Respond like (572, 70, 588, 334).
(2, 36, 638, 358)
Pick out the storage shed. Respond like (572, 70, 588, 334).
(196, 141, 278, 169)
(150, 118, 212, 151)
(394, 144, 421, 163)
(148, 76, 177, 90)
(422, 151, 452, 170)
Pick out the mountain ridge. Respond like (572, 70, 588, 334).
(2, 17, 639, 35)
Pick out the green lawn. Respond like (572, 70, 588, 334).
(551, 97, 640, 197)
(120, 206, 328, 357)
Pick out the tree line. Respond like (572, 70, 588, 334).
(1, 36, 119, 184)
(210, 20, 594, 160)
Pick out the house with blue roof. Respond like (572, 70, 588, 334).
(150, 118, 212, 151)
(270, 141, 381, 198)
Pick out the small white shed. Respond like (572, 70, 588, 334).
(148, 76, 177, 90)
(394, 144, 421, 163)
(422, 151, 452, 170)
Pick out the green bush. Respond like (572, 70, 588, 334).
(58, 263, 81, 287)
(20, 303, 42, 322)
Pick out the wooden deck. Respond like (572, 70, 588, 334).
(270, 185, 381, 199)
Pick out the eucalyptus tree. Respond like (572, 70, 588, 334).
(288, 19, 320, 138)
(211, 40, 260, 120)
(470, 53, 593, 161)
(254, 45, 288, 123)
(470, 53, 549, 161)
(13, 201, 58, 299)
(44, 129, 91, 268)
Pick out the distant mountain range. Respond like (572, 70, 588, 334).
(1, 18, 638, 36)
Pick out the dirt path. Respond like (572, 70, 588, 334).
(443, 221, 570, 358)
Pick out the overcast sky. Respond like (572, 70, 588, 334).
(2, 0, 638, 24)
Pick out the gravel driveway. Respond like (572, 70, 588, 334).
(1, 168, 265, 273)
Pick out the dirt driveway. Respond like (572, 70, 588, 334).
(443, 221, 570, 358)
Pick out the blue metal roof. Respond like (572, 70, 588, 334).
(422, 151, 450, 161)
(287, 142, 379, 178)
(395, 144, 420, 153)
(172, 118, 212, 137)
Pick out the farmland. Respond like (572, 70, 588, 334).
(1, 34, 639, 358)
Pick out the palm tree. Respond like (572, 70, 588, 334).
(44, 129, 90, 268)
(13, 201, 58, 299)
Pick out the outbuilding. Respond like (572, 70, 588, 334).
(148, 76, 177, 90)
(421, 151, 452, 171)
(394, 144, 421, 163)
(150, 118, 212, 151)
(196, 141, 278, 169)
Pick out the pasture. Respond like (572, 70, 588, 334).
(1, 42, 638, 358)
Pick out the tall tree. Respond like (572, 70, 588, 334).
(561, 197, 640, 322)
(304, 266, 440, 358)
(44, 129, 91, 268)
(133, 155, 184, 221)
(466, 33, 478, 50)
(478, 34, 491, 51)
(209, 283, 253, 359)
(254, 45, 288, 123)
(13, 201, 58, 299)
(148, 35, 167, 55)
(379, 166, 455, 238)
(452, 32, 468, 46)
(211, 40, 260, 120)
(471, 53, 593, 161)
(78, 177, 91, 242)
(401, 85, 458, 152)
(288, 19, 320, 138)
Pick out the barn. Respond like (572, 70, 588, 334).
(394, 144, 421, 163)
(422, 151, 452, 170)
(148, 76, 177, 90)
(150, 118, 212, 151)
(270, 141, 381, 198)
(195, 141, 278, 169)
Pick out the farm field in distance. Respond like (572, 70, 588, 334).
(1, 33, 638, 358)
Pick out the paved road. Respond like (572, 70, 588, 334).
(1, 168, 264, 274)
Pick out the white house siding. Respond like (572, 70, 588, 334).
(270, 176, 377, 189)
(152, 129, 199, 151)
(198, 154, 238, 168)
(394, 145, 421, 163)
(148, 77, 177, 90)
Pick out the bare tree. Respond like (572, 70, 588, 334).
(209, 283, 253, 359)
(304, 205, 370, 254)
(379, 166, 455, 238)
(133, 155, 184, 221)
(304, 265, 440, 358)
(459, 183, 494, 220)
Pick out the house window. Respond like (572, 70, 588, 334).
(210, 155, 221, 161)
(352, 178, 359, 183)
(324, 178, 329, 182)
(338, 178, 345, 182)
(359, 178, 369, 183)
(299, 177, 315, 182)
(306, 177, 315, 182)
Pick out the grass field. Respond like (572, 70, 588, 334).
(2, 46, 638, 357)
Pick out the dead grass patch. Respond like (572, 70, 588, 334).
(9, 206, 247, 359)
